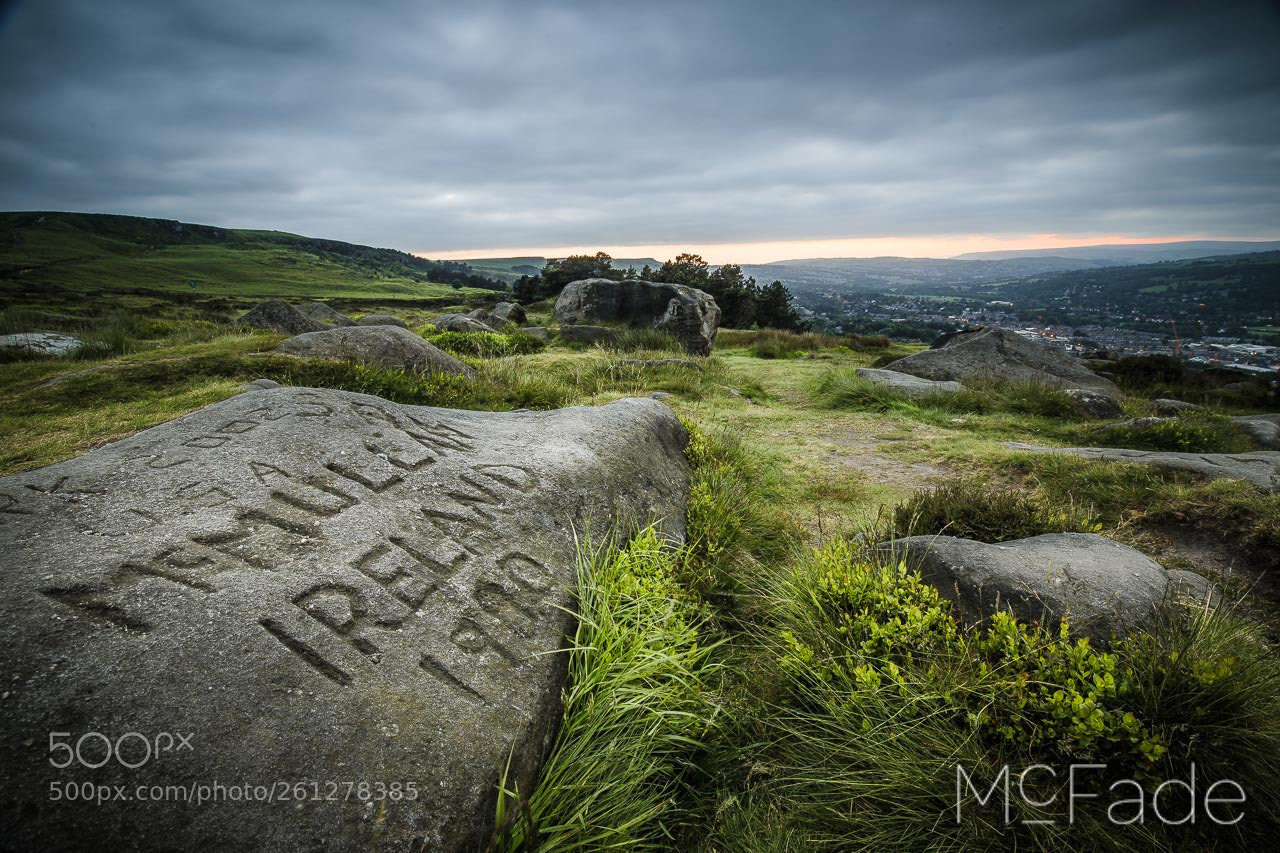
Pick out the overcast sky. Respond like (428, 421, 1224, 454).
(1, 0, 1278, 261)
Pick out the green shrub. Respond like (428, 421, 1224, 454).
(1093, 412, 1253, 453)
(762, 541, 1280, 850)
(893, 478, 1101, 541)
(423, 329, 544, 357)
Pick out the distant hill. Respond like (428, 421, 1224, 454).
(456, 256, 664, 284)
(0, 211, 504, 301)
(738, 255, 1120, 296)
(953, 240, 1280, 264)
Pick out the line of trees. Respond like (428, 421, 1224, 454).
(513, 251, 807, 331)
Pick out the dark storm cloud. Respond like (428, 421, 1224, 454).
(1, 0, 1277, 251)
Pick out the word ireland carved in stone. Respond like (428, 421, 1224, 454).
(0, 387, 690, 851)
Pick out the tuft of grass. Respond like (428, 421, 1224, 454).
(681, 422, 801, 607)
(605, 327, 687, 353)
(718, 328, 890, 358)
(892, 477, 1102, 542)
(492, 527, 720, 851)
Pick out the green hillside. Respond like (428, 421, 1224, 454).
(0, 211, 502, 302)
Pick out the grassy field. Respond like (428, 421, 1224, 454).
(3, 295, 1279, 850)
(0, 211, 497, 301)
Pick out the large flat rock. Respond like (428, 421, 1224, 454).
(885, 327, 1119, 395)
(884, 533, 1211, 639)
(275, 325, 476, 378)
(1005, 442, 1280, 492)
(0, 388, 690, 851)
(854, 367, 966, 397)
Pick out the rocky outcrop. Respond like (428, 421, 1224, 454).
(1147, 398, 1204, 416)
(1233, 414, 1280, 449)
(554, 278, 721, 356)
(491, 302, 528, 325)
(885, 327, 1119, 396)
(355, 313, 408, 329)
(1005, 442, 1280, 493)
(431, 314, 497, 333)
(1064, 388, 1124, 419)
(0, 388, 691, 851)
(558, 324, 620, 346)
(883, 533, 1213, 640)
(0, 332, 87, 356)
(296, 302, 356, 327)
(854, 367, 966, 397)
(234, 300, 328, 335)
(466, 308, 513, 331)
(275, 325, 476, 378)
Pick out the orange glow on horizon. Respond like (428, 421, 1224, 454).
(415, 233, 1261, 265)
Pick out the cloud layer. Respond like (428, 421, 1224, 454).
(2, 0, 1277, 254)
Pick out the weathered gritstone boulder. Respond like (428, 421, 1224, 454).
(523, 326, 550, 342)
(275, 325, 477, 379)
(1234, 414, 1280, 449)
(1064, 388, 1123, 419)
(558, 324, 620, 346)
(466, 309, 513, 331)
(0, 332, 87, 356)
(355, 314, 408, 329)
(554, 278, 721, 356)
(1005, 442, 1280, 493)
(1147, 398, 1204, 416)
(884, 327, 1119, 396)
(432, 313, 496, 333)
(491, 302, 527, 325)
(235, 300, 329, 335)
(854, 367, 966, 397)
(883, 533, 1212, 639)
(296, 302, 356, 327)
(0, 388, 690, 852)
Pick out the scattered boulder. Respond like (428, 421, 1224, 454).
(235, 300, 328, 335)
(275, 325, 476, 379)
(523, 326, 550, 342)
(883, 532, 1213, 639)
(432, 314, 497, 333)
(1147, 398, 1204, 416)
(883, 327, 1119, 396)
(242, 377, 281, 392)
(491, 302, 527, 325)
(0, 388, 691, 851)
(466, 308, 513, 331)
(296, 302, 356, 327)
(0, 332, 86, 356)
(554, 278, 721, 356)
(1005, 442, 1280, 493)
(558, 325, 620, 346)
(1234, 414, 1280, 449)
(1063, 388, 1123, 419)
(854, 367, 966, 397)
(355, 314, 408, 329)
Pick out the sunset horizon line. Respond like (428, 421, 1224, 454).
(417, 233, 1278, 266)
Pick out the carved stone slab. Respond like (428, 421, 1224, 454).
(0, 388, 690, 851)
